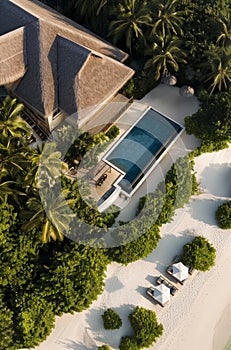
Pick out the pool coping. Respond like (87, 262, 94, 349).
(100, 105, 185, 200)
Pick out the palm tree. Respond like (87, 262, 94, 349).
(0, 136, 29, 182)
(108, 0, 152, 54)
(0, 181, 27, 207)
(22, 189, 75, 243)
(216, 12, 231, 49)
(72, 0, 107, 20)
(0, 96, 31, 139)
(145, 34, 187, 80)
(25, 142, 68, 189)
(151, 0, 186, 37)
(205, 47, 231, 95)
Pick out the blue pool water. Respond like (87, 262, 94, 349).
(105, 108, 183, 194)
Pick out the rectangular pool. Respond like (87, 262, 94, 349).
(103, 107, 184, 195)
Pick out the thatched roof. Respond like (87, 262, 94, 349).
(0, 27, 27, 85)
(1, 0, 134, 130)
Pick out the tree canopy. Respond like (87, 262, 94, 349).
(181, 236, 216, 271)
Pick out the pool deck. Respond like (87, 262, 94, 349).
(76, 85, 200, 209)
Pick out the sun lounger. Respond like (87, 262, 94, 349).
(166, 265, 185, 285)
(146, 287, 165, 307)
(156, 275, 178, 295)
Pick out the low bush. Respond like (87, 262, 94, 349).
(119, 306, 163, 350)
(102, 309, 122, 330)
(108, 156, 197, 264)
(216, 201, 231, 229)
(181, 236, 216, 271)
(106, 125, 120, 139)
(121, 68, 159, 100)
(98, 345, 112, 350)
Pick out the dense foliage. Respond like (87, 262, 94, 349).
(98, 346, 112, 350)
(0, 97, 111, 348)
(185, 89, 231, 155)
(102, 308, 122, 329)
(3, 0, 231, 341)
(216, 200, 231, 229)
(108, 156, 197, 264)
(39, 0, 231, 99)
(119, 306, 163, 350)
(0, 294, 14, 350)
(181, 236, 216, 271)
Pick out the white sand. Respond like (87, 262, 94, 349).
(35, 85, 231, 350)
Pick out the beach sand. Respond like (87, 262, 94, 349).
(213, 303, 231, 350)
(35, 84, 231, 350)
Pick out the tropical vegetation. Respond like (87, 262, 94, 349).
(1, 0, 231, 346)
(102, 308, 122, 329)
(216, 200, 231, 229)
(185, 88, 231, 155)
(181, 236, 216, 271)
(98, 345, 112, 350)
(119, 306, 163, 350)
(39, 0, 231, 99)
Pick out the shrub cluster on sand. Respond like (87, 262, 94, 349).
(119, 307, 163, 350)
(216, 201, 231, 229)
(181, 236, 216, 271)
(102, 309, 122, 330)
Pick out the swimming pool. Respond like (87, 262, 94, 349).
(103, 107, 184, 196)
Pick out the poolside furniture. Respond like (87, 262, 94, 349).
(166, 261, 189, 285)
(93, 163, 110, 184)
(96, 173, 108, 186)
(156, 275, 178, 296)
(188, 266, 195, 275)
(146, 285, 170, 307)
(171, 255, 195, 275)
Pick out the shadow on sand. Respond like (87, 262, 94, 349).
(190, 198, 224, 226)
(200, 163, 231, 197)
(85, 304, 135, 348)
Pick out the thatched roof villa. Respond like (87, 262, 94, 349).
(0, 0, 134, 136)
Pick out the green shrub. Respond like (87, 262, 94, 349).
(119, 307, 163, 350)
(108, 156, 196, 265)
(0, 295, 14, 350)
(119, 336, 139, 350)
(129, 306, 163, 348)
(102, 309, 122, 330)
(216, 201, 231, 229)
(106, 125, 120, 139)
(14, 294, 55, 348)
(98, 345, 112, 350)
(181, 236, 216, 271)
(121, 69, 159, 100)
(185, 90, 231, 153)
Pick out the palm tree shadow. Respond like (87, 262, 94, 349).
(58, 339, 96, 350)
